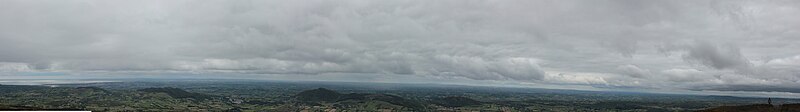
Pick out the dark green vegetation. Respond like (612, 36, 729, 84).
(294, 88, 426, 111)
(1, 80, 799, 111)
(294, 88, 340, 102)
(700, 104, 800, 112)
(0, 84, 231, 111)
(138, 87, 216, 100)
(432, 96, 483, 107)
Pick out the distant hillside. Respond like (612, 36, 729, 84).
(700, 104, 800, 112)
(0, 104, 42, 110)
(294, 88, 341, 102)
(0, 104, 83, 111)
(345, 93, 426, 110)
(138, 87, 215, 100)
(294, 88, 426, 111)
(432, 96, 483, 107)
(75, 87, 108, 93)
(0, 85, 48, 93)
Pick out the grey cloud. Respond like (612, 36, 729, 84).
(172, 54, 546, 81)
(683, 41, 753, 71)
(660, 68, 714, 82)
(4, 0, 557, 81)
(616, 65, 649, 78)
(0, 62, 31, 72)
(694, 85, 800, 93)
(1, 0, 800, 93)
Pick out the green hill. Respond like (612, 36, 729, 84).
(294, 88, 341, 102)
(294, 88, 426, 111)
(432, 96, 483, 107)
(138, 87, 216, 100)
(0, 85, 48, 94)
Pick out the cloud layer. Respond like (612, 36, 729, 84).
(1, 0, 800, 93)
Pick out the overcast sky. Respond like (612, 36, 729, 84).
(1, 0, 800, 97)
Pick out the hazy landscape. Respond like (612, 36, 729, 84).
(1, 79, 797, 111)
(2, 0, 800, 111)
